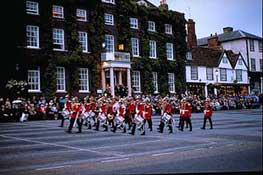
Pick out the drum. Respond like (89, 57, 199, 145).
(115, 116, 124, 124)
(134, 114, 144, 124)
(81, 112, 89, 119)
(98, 113, 106, 122)
(62, 109, 70, 119)
(107, 114, 114, 120)
(162, 113, 171, 123)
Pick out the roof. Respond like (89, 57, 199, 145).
(187, 47, 223, 67)
(197, 30, 262, 46)
(134, 0, 157, 8)
(225, 50, 239, 68)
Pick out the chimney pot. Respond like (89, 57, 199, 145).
(223, 27, 233, 33)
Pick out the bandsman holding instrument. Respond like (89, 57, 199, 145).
(67, 97, 83, 133)
(201, 98, 214, 130)
(179, 98, 192, 132)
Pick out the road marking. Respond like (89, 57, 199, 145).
(101, 158, 129, 163)
(36, 165, 72, 171)
(0, 134, 122, 157)
(152, 152, 174, 157)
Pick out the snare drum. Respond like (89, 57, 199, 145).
(98, 113, 106, 122)
(134, 114, 144, 124)
(162, 113, 171, 123)
(62, 109, 70, 119)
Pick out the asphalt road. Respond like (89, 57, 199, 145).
(0, 108, 262, 175)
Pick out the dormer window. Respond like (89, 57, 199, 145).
(222, 57, 228, 63)
(238, 58, 243, 65)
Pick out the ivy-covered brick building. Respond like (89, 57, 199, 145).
(7, 0, 187, 98)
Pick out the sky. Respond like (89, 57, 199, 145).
(150, 0, 262, 38)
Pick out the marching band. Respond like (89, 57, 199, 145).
(59, 95, 214, 135)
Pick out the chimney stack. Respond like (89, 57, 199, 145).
(186, 19, 197, 49)
(223, 27, 233, 34)
(159, 0, 168, 10)
(208, 33, 220, 48)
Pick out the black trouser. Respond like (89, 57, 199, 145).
(202, 117, 213, 129)
(60, 116, 65, 127)
(68, 118, 83, 133)
(180, 117, 192, 131)
(146, 118, 152, 131)
(177, 116, 183, 128)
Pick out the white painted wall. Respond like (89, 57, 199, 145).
(221, 39, 262, 72)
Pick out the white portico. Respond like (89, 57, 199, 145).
(101, 52, 131, 97)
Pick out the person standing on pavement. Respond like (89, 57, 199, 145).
(179, 98, 192, 132)
(201, 98, 214, 129)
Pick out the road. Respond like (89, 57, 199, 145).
(0, 108, 262, 175)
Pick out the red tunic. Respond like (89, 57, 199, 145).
(90, 102, 96, 111)
(144, 104, 152, 120)
(127, 103, 135, 114)
(85, 103, 91, 112)
(204, 103, 213, 118)
(137, 103, 145, 116)
(71, 103, 81, 119)
(165, 103, 172, 114)
(100, 104, 108, 113)
(180, 102, 192, 118)
(65, 101, 72, 111)
(118, 106, 126, 118)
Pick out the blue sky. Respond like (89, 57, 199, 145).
(150, 0, 262, 38)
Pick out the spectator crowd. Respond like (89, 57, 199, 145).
(0, 93, 262, 122)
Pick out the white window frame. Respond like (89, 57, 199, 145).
(165, 24, 173, 34)
(236, 69, 242, 82)
(168, 73, 175, 93)
(79, 68, 90, 93)
(191, 66, 198, 80)
(101, 0, 115, 4)
(220, 68, 227, 81)
(131, 37, 139, 57)
(104, 13, 114, 25)
(28, 68, 40, 92)
(206, 67, 213, 81)
(152, 72, 158, 93)
(26, 1, 39, 15)
(105, 34, 114, 53)
(166, 43, 174, 60)
(130, 18, 138, 29)
(132, 71, 141, 93)
(53, 28, 65, 51)
(52, 5, 64, 19)
(56, 67, 66, 92)
(148, 21, 156, 32)
(149, 40, 157, 59)
(76, 9, 87, 22)
(78, 31, 88, 53)
(26, 25, 39, 48)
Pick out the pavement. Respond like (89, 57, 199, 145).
(0, 108, 262, 175)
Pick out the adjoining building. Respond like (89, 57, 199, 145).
(198, 27, 263, 94)
(186, 20, 249, 97)
(4, 0, 187, 98)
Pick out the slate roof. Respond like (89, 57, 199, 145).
(187, 47, 223, 67)
(197, 30, 262, 46)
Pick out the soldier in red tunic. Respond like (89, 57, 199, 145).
(179, 98, 192, 132)
(126, 98, 135, 130)
(67, 97, 83, 133)
(59, 95, 71, 127)
(95, 100, 108, 131)
(158, 98, 173, 133)
(129, 97, 145, 135)
(143, 99, 153, 134)
(112, 100, 126, 133)
(201, 98, 214, 129)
